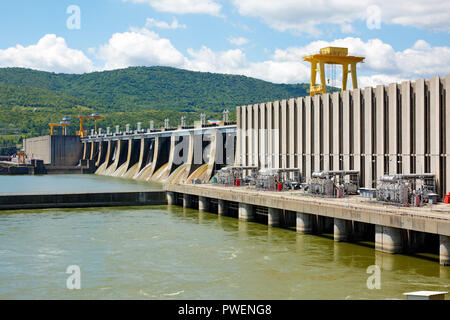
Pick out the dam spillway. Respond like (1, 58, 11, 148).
(81, 124, 237, 184)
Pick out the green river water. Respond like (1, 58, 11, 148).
(0, 175, 449, 299)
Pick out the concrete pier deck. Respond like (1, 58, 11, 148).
(0, 190, 166, 210)
(166, 184, 450, 265)
(165, 184, 450, 236)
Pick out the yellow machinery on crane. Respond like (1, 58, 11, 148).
(49, 116, 71, 136)
(76, 115, 90, 138)
(91, 113, 104, 135)
(76, 114, 104, 137)
(303, 47, 365, 96)
(49, 123, 70, 135)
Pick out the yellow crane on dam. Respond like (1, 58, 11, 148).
(303, 47, 365, 96)
(49, 116, 71, 136)
(76, 113, 104, 137)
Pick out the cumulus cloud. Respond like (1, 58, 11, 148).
(228, 37, 249, 46)
(231, 0, 450, 36)
(0, 34, 93, 73)
(124, 0, 222, 16)
(145, 17, 187, 29)
(1, 32, 448, 89)
(184, 37, 450, 87)
(94, 28, 186, 70)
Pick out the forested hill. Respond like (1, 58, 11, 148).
(0, 66, 309, 139)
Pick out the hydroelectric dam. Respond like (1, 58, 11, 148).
(15, 74, 450, 267)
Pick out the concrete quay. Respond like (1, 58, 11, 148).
(0, 190, 166, 210)
(165, 184, 450, 266)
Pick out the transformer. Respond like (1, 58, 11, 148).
(254, 168, 302, 191)
(215, 166, 258, 186)
(308, 170, 359, 197)
(376, 174, 437, 206)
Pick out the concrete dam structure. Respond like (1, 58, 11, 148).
(32, 74, 450, 266)
(235, 75, 450, 199)
(81, 124, 236, 184)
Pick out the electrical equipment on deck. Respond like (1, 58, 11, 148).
(253, 168, 302, 191)
(308, 170, 359, 197)
(216, 166, 258, 186)
(376, 174, 437, 206)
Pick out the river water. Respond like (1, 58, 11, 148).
(0, 174, 161, 194)
(0, 175, 448, 299)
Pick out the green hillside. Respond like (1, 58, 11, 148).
(0, 66, 311, 153)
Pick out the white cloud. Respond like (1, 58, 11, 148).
(94, 28, 186, 70)
(184, 37, 450, 87)
(145, 17, 187, 29)
(2, 32, 448, 90)
(0, 34, 93, 73)
(228, 37, 249, 46)
(124, 0, 222, 16)
(231, 0, 450, 36)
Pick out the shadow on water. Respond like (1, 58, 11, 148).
(1, 203, 448, 299)
(166, 205, 449, 279)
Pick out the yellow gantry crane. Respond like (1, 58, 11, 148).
(49, 116, 71, 136)
(303, 47, 365, 96)
(76, 115, 90, 138)
(91, 113, 104, 135)
(76, 114, 104, 137)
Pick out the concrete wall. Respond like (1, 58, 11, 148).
(236, 75, 450, 197)
(24, 135, 51, 164)
(24, 135, 82, 166)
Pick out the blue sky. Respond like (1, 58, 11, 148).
(0, 0, 449, 87)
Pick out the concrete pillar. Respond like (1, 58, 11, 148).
(167, 192, 176, 205)
(388, 83, 399, 175)
(430, 77, 441, 195)
(445, 75, 450, 196)
(218, 200, 228, 216)
(314, 95, 321, 172)
(288, 99, 296, 169)
(183, 194, 192, 208)
(267, 102, 273, 167)
(296, 212, 313, 234)
(334, 218, 351, 242)
(247, 105, 253, 167)
(259, 103, 267, 168)
(198, 196, 209, 212)
(440, 235, 450, 266)
(364, 87, 374, 188)
(415, 79, 426, 174)
(376, 85, 386, 178)
(280, 100, 289, 168)
(296, 98, 304, 173)
(401, 81, 412, 175)
(332, 92, 340, 170)
(352, 89, 361, 174)
(268, 208, 281, 227)
(235, 106, 242, 166)
(273, 101, 281, 168)
(241, 105, 247, 167)
(375, 225, 403, 254)
(305, 96, 312, 179)
(323, 94, 331, 171)
(342, 91, 351, 171)
(238, 203, 254, 221)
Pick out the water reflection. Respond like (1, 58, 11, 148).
(0, 205, 448, 299)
